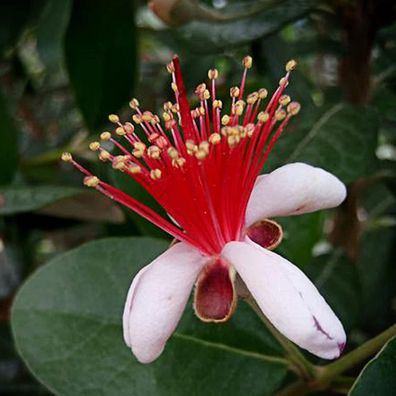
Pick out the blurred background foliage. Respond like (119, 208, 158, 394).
(0, 0, 396, 395)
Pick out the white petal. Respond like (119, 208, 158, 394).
(122, 242, 207, 363)
(222, 240, 346, 359)
(245, 163, 347, 226)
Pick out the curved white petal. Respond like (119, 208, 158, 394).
(246, 163, 347, 226)
(122, 242, 207, 363)
(222, 239, 346, 359)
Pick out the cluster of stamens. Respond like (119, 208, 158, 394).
(62, 56, 299, 256)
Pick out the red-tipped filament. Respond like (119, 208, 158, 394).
(62, 56, 300, 256)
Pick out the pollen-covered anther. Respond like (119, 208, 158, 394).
(257, 112, 270, 123)
(147, 145, 161, 159)
(61, 152, 72, 162)
(167, 147, 179, 159)
(151, 115, 160, 124)
(128, 164, 141, 174)
(230, 86, 240, 98)
(285, 59, 297, 72)
(133, 142, 146, 158)
(89, 141, 100, 151)
(100, 131, 112, 141)
(186, 140, 198, 155)
(132, 114, 142, 124)
(213, 100, 222, 109)
(208, 69, 218, 80)
(112, 155, 127, 171)
(150, 169, 162, 180)
(142, 111, 154, 122)
(83, 176, 100, 188)
(129, 98, 140, 109)
(99, 150, 110, 161)
(195, 149, 208, 160)
(227, 134, 240, 147)
(171, 82, 178, 93)
(199, 141, 209, 153)
(115, 126, 126, 136)
(124, 122, 135, 134)
(156, 136, 168, 149)
(279, 95, 291, 106)
(148, 133, 159, 143)
(247, 92, 259, 104)
(258, 88, 268, 99)
(287, 101, 301, 116)
(195, 83, 206, 96)
(162, 112, 172, 122)
(163, 101, 173, 111)
(234, 100, 245, 116)
(275, 109, 287, 121)
(172, 157, 186, 168)
(166, 61, 175, 74)
(242, 55, 253, 69)
(279, 77, 289, 87)
(209, 133, 221, 144)
(171, 104, 179, 113)
(245, 123, 255, 137)
(221, 115, 230, 126)
(108, 114, 119, 123)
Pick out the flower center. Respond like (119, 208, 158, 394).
(61, 56, 299, 256)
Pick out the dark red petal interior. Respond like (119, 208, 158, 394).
(194, 258, 236, 322)
(247, 218, 283, 250)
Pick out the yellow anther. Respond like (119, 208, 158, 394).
(172, 157, 186, 168)
(186, 139, 198, 155)
(208, 69, 218, 80)
(132, 114, 142, 124)
(167, 147, 179, 159)
(166, 61, 175, 73)
(112, 156, 127, 171)
(108, 114, 119, 123)
(148, 133, 159, 143)
(83, 176, 100, 188)
(203, 89, 210, 100)
(199, 106, 205, 116)
(230, 86, 240, 98)
(279, 95, 291, 106)
(275, 109, 287, 121)
(199, 141, 209, 153)
(171, 104, 179, 113)
(279, 77, 289, 87)
(156, 136, 168, 149)
(150, 169, 162, 180)
(258, 112, 269, 123)
(221, 115, 230, 125)
(227, 135, 240, 147)
(245, 123, 255, 137)
(99, 150, 110, 161)
(152, 115, 160, 124)
(124, 122, 135, 134)
(213, 99, 222, 109)
(287, 101, 301, 115)
(234, 100, 245, 116)
(115, 126, 126, 136)
(285, 59, 297, 72)
(61, 152, 72, 162)
(133, 142, 146, 151)
(129, 98, 139, 109)
(89, 142, 100, 151)
(247, 92, 259, 104)
(147, 145, 161, 159)
(195, 83, 206, 94)
(163, 101, 173, 111)
(165, 119, 176, 130)
(209, 133, 221, 144)
(242, 55, 253, 69)
(258, 88, 268, 99)
(141, 111, 153, 122)
(100, 131, 112, 141)
(133, 149, 144, 158)
(162, 112, 171, 122)
(128, 164, 141, 174)
(171, 82, 178, 92)
(195, 149, 207, 160)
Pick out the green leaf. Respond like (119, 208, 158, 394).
(64, 0, 137, 130)
(12, 237, 288, 396)
(265, 104, 379, 184)
(0, 89, 18, 185)
(36, 0, 72, 69)
(176, 0, 313, 54)
(349, 336, 396, 396)
(305, 251, 361, 331)
(0, 186, 82, 215)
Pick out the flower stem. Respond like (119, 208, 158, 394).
(315, 323, 396, 384)
(246, 297, 316, 379)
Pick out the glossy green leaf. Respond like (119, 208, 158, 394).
(36, 0, 72, 68)
(12, 237, 288, 396)
(0, 89, 18, 185)
(0, 186, 82, 215)
(64, 0, 137, 130)
(349, 336, 396, 396)
(265, 104, 379, 184)
(176, 0, 313, 54)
